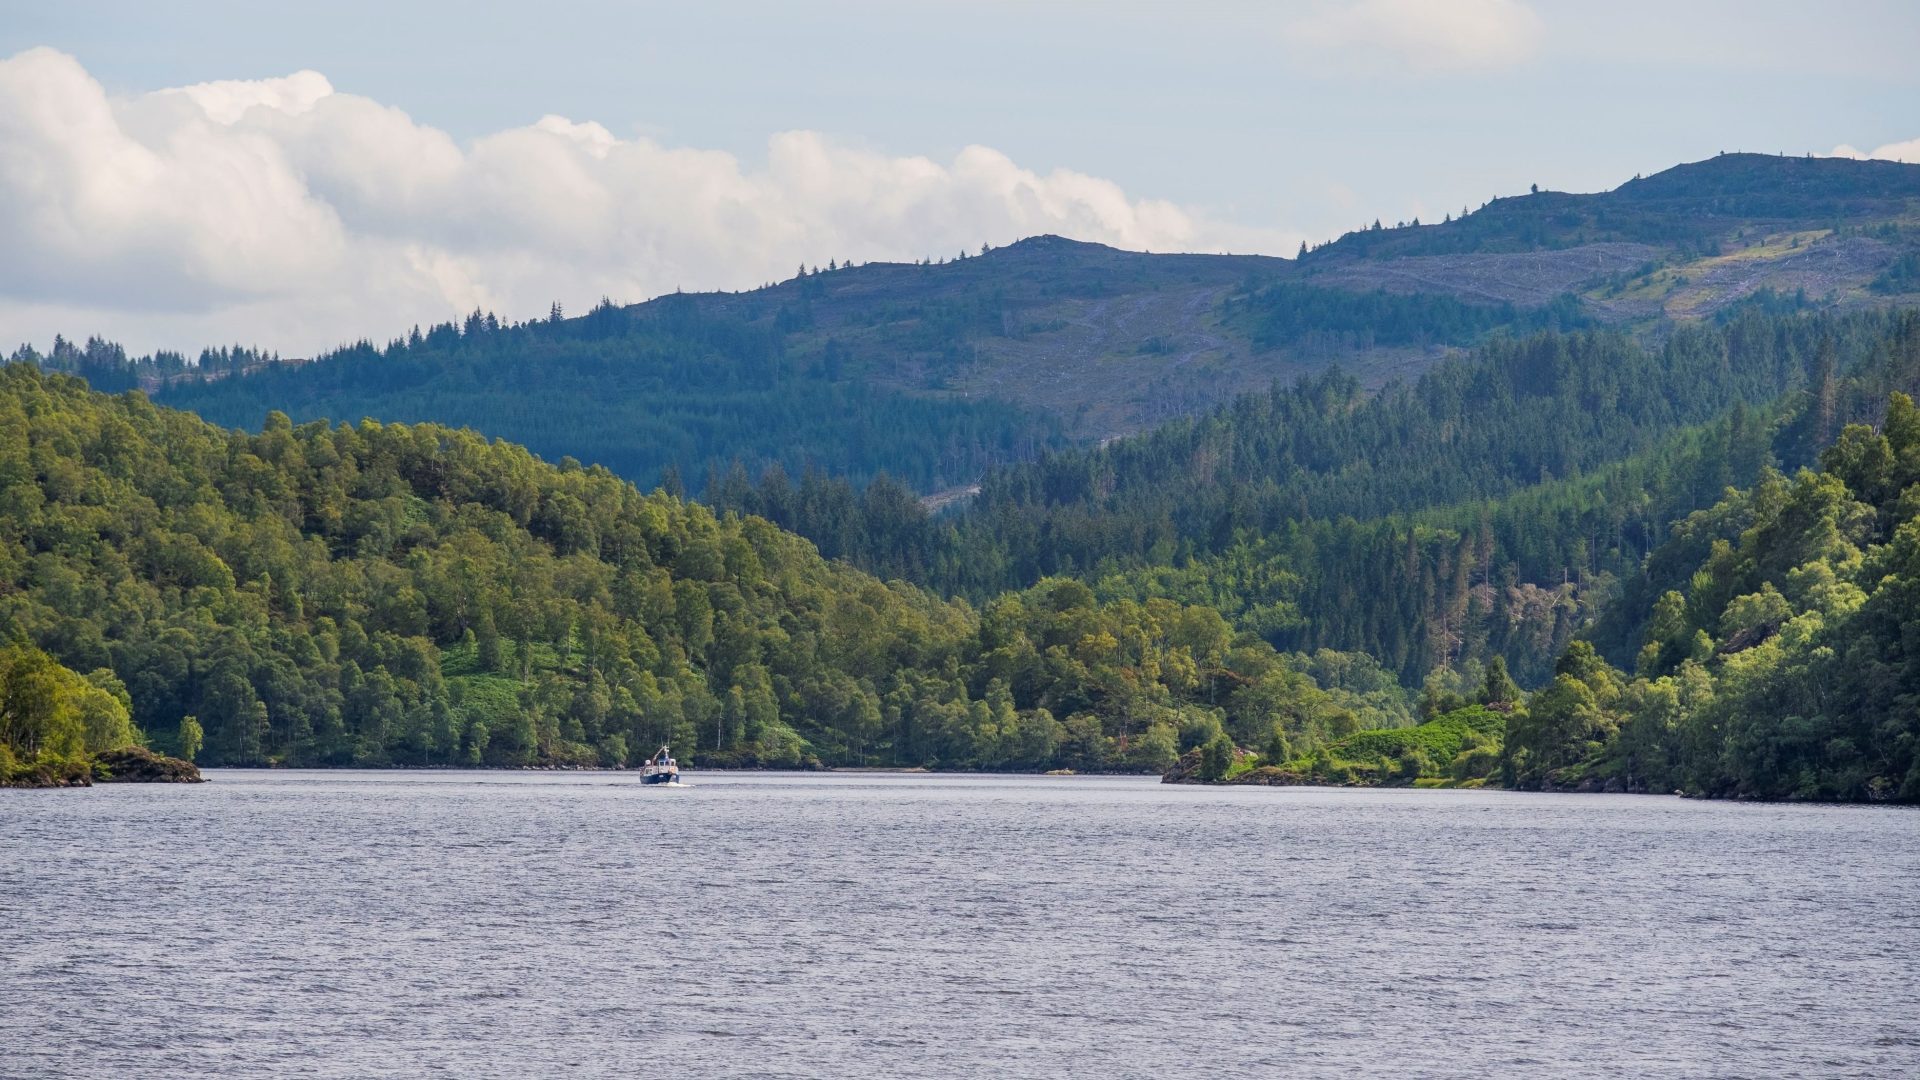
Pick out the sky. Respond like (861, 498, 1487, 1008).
(2, 0, 1916, 356)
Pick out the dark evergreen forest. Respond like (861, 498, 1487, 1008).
(57, 300, 1069, 495)
(717, 308, 1920, 685)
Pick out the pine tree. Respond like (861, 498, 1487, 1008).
(1814, 335, 1839, 446)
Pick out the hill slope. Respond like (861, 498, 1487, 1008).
(1308, 154, 1919, 319)
(34, 153, 1908, 496)
(1505, 391, 1920, 802)
(715, 307, 1920, 687)
(0, 364, 1411, 771)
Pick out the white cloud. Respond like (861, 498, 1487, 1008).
(0, 47, 1296, 356)
(1828, 137, 1920, 164)
(163, 70, 334, 125)
(1286, 0, 1544, 74)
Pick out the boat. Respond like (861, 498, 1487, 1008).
(641, 745, 682, 785)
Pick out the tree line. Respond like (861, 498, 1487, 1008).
(21, 297, 1070, 497)
(0, 364, 1410, 774)
(1502, 391, 1920, 800)
(715, 307, 1920, 684)
(1172, 384, 1920, 804)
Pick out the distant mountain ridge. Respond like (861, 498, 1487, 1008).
(1298, 152, 1918, 323)
(26, 152, 1920, 493)
(1309, 153, 1920, 260)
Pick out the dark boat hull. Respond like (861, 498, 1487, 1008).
(641, 771, 678, 784)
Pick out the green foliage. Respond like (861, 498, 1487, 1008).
(1869, 249, 1920, 295)
(1226, 282, 1588, 352)
(1504, 674, 1611, 789)
(18, 158, 1920, 799)
(32, 201, 1920, 712)
(1261, 725, 1291, 766)
(0, 365, 1393, 773)
(127, 299, 1066, 495)
(1529, 393, 1920, 800)
(0, 641, 138, 784)
(1289, 706, 1505, 785)
(1479, 656, 1520, 708)
(177, 715, 203, 763)
(758, 308, 1911, 685)
(1198, 731, 1236, 782)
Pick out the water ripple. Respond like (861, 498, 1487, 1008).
(2, 771, 1916, 1078)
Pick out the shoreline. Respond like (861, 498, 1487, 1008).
(168, 760, 1162, 777)
(18, 759, 1911, 806)
(113, 765, 1919, 805)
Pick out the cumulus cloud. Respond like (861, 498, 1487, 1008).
(1828, 137, 1920, 164)
(0, 47, 1294, 355)
(1286, 0, 1544, 74)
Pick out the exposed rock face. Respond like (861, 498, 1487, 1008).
(93, 746, 204, 783)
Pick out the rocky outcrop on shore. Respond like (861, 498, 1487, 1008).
(93, 746, 204, 783)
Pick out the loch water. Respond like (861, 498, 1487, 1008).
(4, 771, 1917, 1078)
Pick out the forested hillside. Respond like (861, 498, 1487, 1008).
(46, 302, 1068, 494)
(67, 255, 1580, 491)
(0, 364, 1410, 771)
(719, 308, 1920, 683)
(1172, 392, 1920, 802)
(1500, 392, 1920, 800)
(947, 307, 1863, 584)
(14, 154, 1920, 802)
